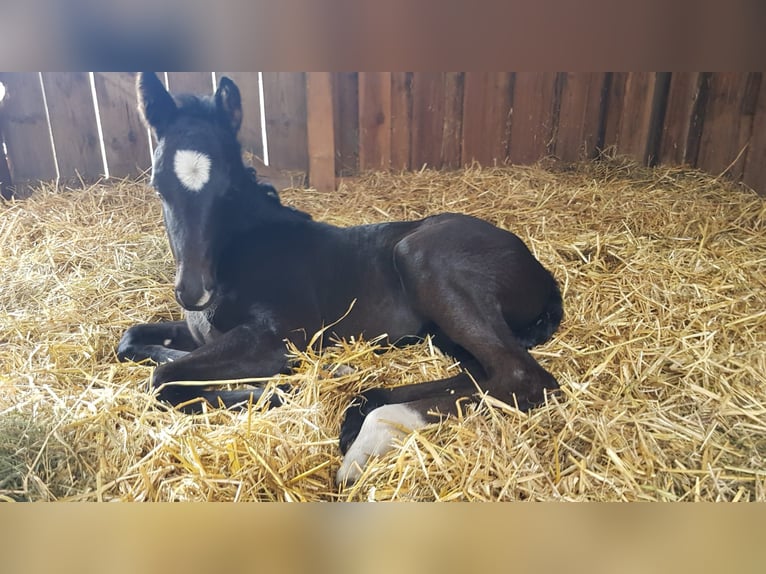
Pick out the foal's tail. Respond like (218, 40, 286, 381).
(515, 277, 563, 349)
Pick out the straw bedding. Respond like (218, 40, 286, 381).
(1, 158, 764, 501)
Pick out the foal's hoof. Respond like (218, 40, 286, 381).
(116, 328, 139, 362)
(514, 375, 560, 411)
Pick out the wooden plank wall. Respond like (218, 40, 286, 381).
(0, 72, 764, 197)
(0, 73, 58, 191)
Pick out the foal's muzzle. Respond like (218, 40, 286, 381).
(175, 282, 216, 311)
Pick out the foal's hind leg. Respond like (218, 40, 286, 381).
(339, 372, 477, 454)
(337, 393, 468, 487)
(338, 232, 559, 486)
(419, 296, 559, 410)
(393, 231, 560, 410)
(337, 308, 556, 485)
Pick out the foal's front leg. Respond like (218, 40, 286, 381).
(150, 323, 293, 411)
(117, 321, 199, 364)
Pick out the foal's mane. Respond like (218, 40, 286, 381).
(226, 168, 313, 228)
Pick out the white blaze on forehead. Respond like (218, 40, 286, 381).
(173, 149, 212, 192)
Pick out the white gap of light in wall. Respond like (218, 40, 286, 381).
(258, 72, 269, 166)
(88, 72, 110, 179)
(0, 82, 6, 157)
(37, 73, 61, 185)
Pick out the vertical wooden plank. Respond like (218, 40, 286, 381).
(358, 72, 391, 170)
(645, 73, 672, 165)
(555, 73, 606, 161)
(741, 74, 765, 194)
(583, 73, 608, 159)
(441, 73, 465, 169)
(461, 72, 513, 166)
(219, 72, 264, 160)
(92, 72, 152, 178)
(658, 73, 704, 165)
(41, 72, 103, 181)
(410, 73, 446, 169)
(683, 73, 711, 169)
(697, 73, 756, 179)
(615, 73, 666, 163)
(409, 72, 464, 170)
(0, 73, 57, 185)
(602, 72, 669, 164)
(166, 72, 214, 95)
(305, 73, 336, 192)
(601, 72, 627, 152)
(262, 72, 309, 172)
(390, 72, 413, 171)
(508, 72, 558, 164)
(332, 73, 359, 176)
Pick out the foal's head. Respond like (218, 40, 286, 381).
(137, 72, 246, 311)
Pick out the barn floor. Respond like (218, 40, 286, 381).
(1, 158, 764, 502)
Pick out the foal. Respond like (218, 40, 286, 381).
(117, 73, 563, 485)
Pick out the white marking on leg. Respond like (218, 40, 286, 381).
(173, 149, 212, 192)
(337, 403, 426, 487)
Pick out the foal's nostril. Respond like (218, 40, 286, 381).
(175, 284, 215, 311)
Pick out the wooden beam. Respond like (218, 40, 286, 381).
(305, 73, 336, 192)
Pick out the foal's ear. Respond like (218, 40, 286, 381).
(215, 76, 243, 133)
(136, 72, 177, 137)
